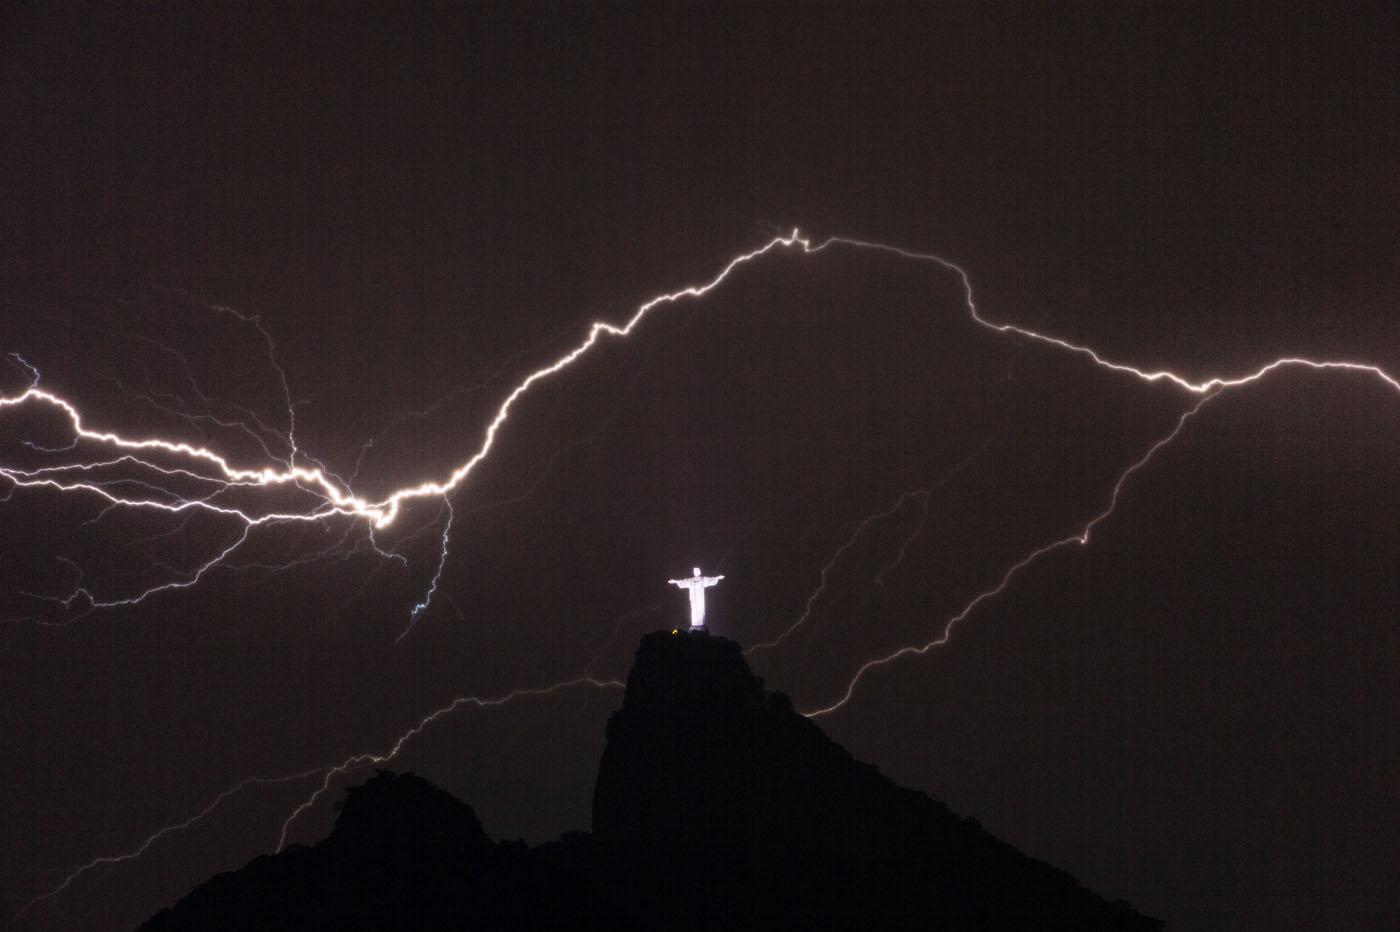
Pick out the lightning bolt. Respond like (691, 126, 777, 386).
(745, 442, 990, 655)
(9, 229, 1400, 924)
(8, 770, 328, 927)
(770, 238, 1400, 716)
(803, 393, 1216, 718)
(13, 675, 623, 924)
(397, 495, 454, 642)
(0, 232, 817, 621)
(12, 229, 1394, 626)
(273, 675, 624, 851)
(745, 489, 931, 655)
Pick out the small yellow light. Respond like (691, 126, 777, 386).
(671, 629, 679, 635)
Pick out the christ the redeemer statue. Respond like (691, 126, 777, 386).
(669, 567, 724, 630)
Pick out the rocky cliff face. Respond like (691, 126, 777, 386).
(141, 629, 1161, 931)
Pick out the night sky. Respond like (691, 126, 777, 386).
(3, 3, 1398, 930)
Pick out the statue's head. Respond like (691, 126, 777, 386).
(693, 567, 701, 576)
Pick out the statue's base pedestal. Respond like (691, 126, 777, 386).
(688, 625, 708, 635)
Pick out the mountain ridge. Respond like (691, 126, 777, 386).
(140, 630, 1162, 931)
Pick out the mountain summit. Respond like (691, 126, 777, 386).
(141, 630, 1161, 931)
(594, 630, 1159, 930)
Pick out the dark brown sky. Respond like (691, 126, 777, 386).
(3, 3, 1398, 930)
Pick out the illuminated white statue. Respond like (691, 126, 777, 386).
(669, 567, 724, 630)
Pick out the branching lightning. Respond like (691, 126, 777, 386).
(8, 228, 1400, 924)
(803, 393, 1217, 718)
(10, 770, 328, 926)
(745, 441, 990, 656)
(9, 231, 1396, 623)
(0, 232, 815, 621)
(273, 675, 624, 850)
(779, 237, 1400, 717)
(745, 489, 931, 655)
(398, 495, 454, 642)
(16, 675, 623, 923)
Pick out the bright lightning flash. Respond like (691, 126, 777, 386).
(8, 229, 1400, 923)
(8, 231, 1396, 623)
(0, 232, 814, 621)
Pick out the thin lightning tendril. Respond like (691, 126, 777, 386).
(784, 237, 1400, 716)
(11, 770, 328, 925)
(746, 441, 991, 656)
(273, 676, 623, 850)
(745, 490, 927, 655)
(803, 393, 1217, 718)
(14, 676, 623, 923)
(398, 495, 454, 642)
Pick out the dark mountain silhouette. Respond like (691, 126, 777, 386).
(140, 630, 1161, 931)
